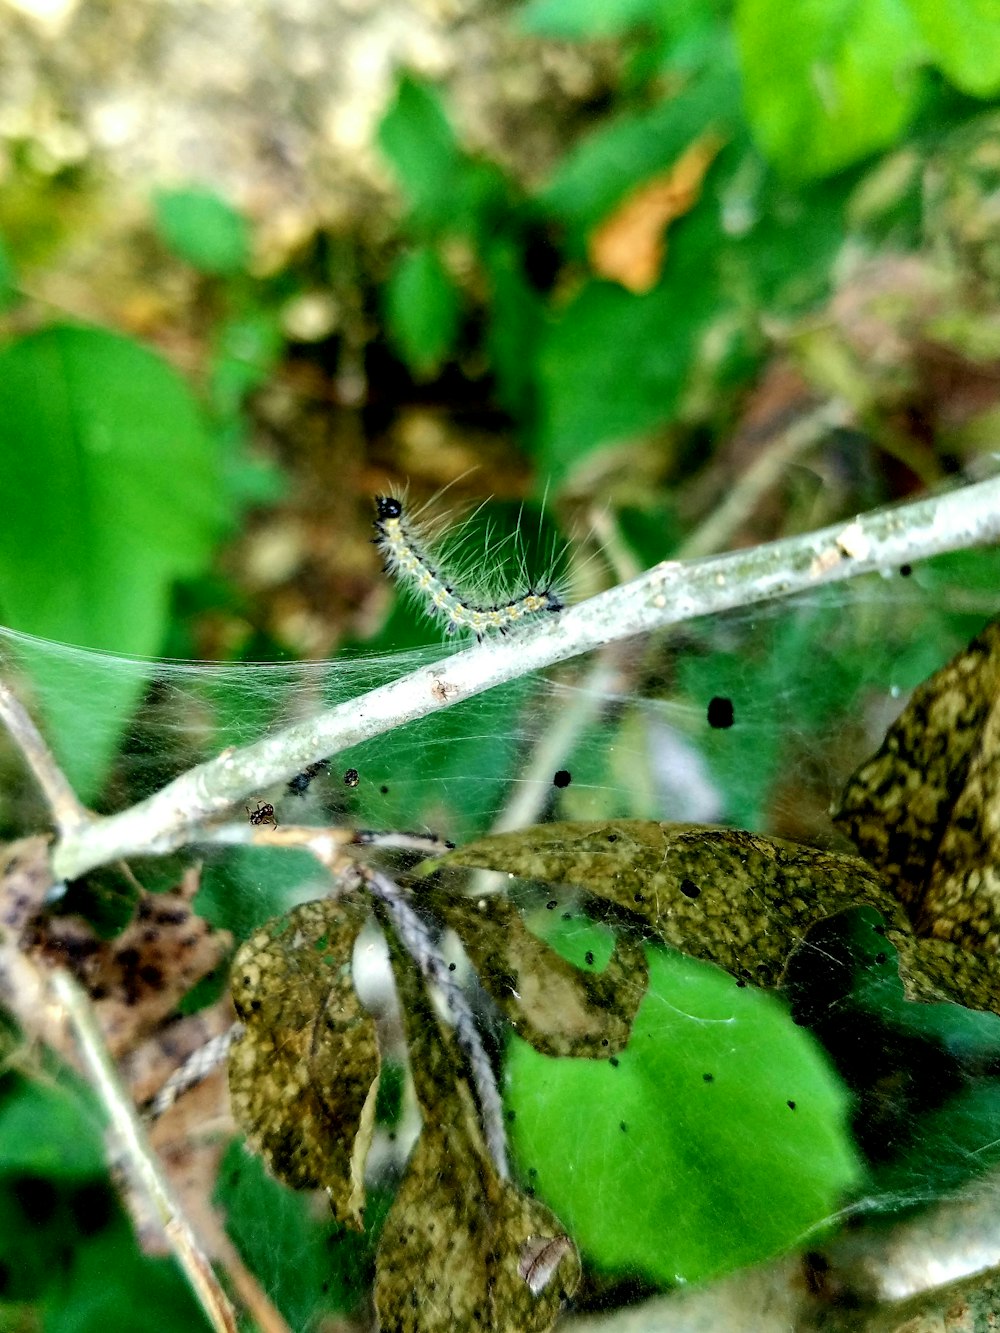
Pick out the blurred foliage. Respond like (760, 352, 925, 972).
(1, 0, 1000, 1327)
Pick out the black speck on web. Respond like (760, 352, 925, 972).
(553, 769, 572, 789)
(707, 695, 735, 729)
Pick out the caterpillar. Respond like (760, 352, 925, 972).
(373, 495, 564, 640)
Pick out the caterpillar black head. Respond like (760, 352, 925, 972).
(375, 496, 403, 522)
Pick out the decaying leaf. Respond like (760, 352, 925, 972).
(436, 822, 911, 990)
(588, 133, 724, 293)
(36, 888, 230, 1058)
(228, 894, 379, 1228)
(430, 888, 647, 1057)
(374, 926, 580, 1333)
(834, 619, 1000, 945)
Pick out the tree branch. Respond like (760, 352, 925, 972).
(51, 476, 1000, 881)
(49, 969, 240, 1333)
(0, 678, 93, 837)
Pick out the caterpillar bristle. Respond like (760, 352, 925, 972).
(372, 491, 566, 640)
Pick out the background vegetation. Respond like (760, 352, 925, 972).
(3, 0, 1000, 1328)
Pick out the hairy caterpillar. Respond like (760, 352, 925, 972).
(373, 495, 564, 640)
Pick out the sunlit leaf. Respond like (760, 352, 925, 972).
(735, 0, 925, 179)
(909, 0, 1000, 98)
(430, 888, 648, 1057)
(228, 895, 379, 1227)
(374, 929, 579, 1333)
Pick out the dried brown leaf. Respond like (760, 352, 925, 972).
(374, 932, 579, 1333)
(588, 133, 723, 293)
(33, 880, 231, 1057)
(228, 894, 379, 1227)
(432, 889, 647, 1057)
(835, 619, 1000, 947)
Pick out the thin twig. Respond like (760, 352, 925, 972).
(51, 476, 1000, 882)
(0, 678, 92, 837)
(49, 969, 240, 1333)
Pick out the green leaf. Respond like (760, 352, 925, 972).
(536, 213, 722, 479)
(484, 239, 542, 418)
(541, 55, 741, 248)
(384, 247, 461, 377)
(506, 936, 863, 1284)
(378, 76, 462, 231)
(0, 233, 18, 311)
(735, 0, 925, 179)
(909, 0, 1000, 97)
(152, 187, 250, 276)
(0, 325, 227, 798)
(521, 0, 679, 37)
(216, 1140, 388, 1324)
(0, 1076, 104, 1178)
(229, 895, 380, 1226)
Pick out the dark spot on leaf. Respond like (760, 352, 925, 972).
(69, 1182, 113, 1236)
(874, 952, 888, 965)
(553, 770, 572, 789)
(680, 878, 700, 899)
(606, 833, 618, 843)
(899, 563, 912, 576)
(546, 900, 557, 910)
(609, 1056, 619, 1068)
(787, 1100, 797, 1110)
(505, 1110, 516, 1123)
(344, 768, 360, 787)
(620, 1121, 628, 1133)
(448, 962, 456, 972)
(380, 785, 389, 794)
(12, 1176, 58, 1225)
(562, 912, 572, 921)
(585, 951, 595, 966)
(707, 696, 735, 729)
(703, 1072, 714, 1083)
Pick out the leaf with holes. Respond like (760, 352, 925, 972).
(228, 895, 379, 1228)
(436, 820, 1000, 1018)
(429, 887, 648, 1057)
(373, 929, 579, 1333)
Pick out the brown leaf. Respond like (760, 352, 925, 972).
(430, 888, 647, 1058)
(33, 877, 231, 1057)
(228, 894, 379, 1227)
(834, 618, 1000, 944)
(588, 133, 724, 293)
(374, 931, 579, 1333)
(438, 821, 909, 990)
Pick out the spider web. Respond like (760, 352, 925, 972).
(3, 544, 1000, 1328)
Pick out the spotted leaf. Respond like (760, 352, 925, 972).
(228, 894, 379, 1228)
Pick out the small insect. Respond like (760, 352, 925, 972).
(286, 759, 330, 796)
(247, 802, 277, 827)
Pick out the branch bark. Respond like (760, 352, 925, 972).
(51, 476, 1000, 881)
